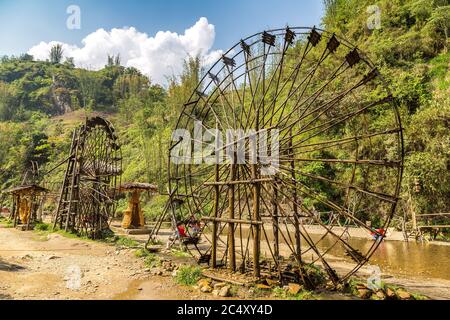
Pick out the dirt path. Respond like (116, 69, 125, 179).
(1, 224, 449, 300)
(0, 226, 215, 300)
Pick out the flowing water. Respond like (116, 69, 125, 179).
(210, 225, 450, 281)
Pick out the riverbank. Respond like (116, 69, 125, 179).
(1, 222, 448, 300)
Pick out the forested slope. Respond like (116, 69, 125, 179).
(0, 0, 448, 224)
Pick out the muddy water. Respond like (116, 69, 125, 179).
(211, 226, 450, 281)
(314, 236, 450, 281)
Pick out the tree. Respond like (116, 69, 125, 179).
(0, 81, 17, 121)
(64, 57, 75, 68)
(107, 54, 121, 67)
(50, 44, 64, 64)
(77, 69, 101, 109)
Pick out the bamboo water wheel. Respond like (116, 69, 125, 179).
(53, 117, 122, 238)
(167, 27, 404, 285)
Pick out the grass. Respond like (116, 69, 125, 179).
(134, 249, 161, 268)
(170, 249, 191, 258)
(429, 52, 450, 90)
(303, 264, 326, 287)
(175, 265, 203, 286)
(34, 222, 50, 231)
(411, 292, 429, 300)
(113, 236, 139, 248)
(272, 287, 317, 300)
(134, 248, 151, 258)
(143, 253, 161, 268)
(0, 217, 14, 228)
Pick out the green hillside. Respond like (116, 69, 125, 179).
(0, 0, 448, 225)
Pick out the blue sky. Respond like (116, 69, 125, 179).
(0, 0, 325, 84)
(0, 0, 324, 56)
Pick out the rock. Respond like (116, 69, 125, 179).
(386, 287, 396, 299)
(266, 279, 279, 286)
(357, 288, 371, 299)
(212, 289, 219, 296)
(370, 293, 381, 300)
(335, 283, 344, 291)
(219, 286, 231, 297)
(214, 282, 227, 290)
(201, 285, 213, 293)
(396, 289, 411, 300)
(288, 283, 302, 295)
(375, 290, 386, 300)
(47, 255, 60, 260)
(256, 284, 271, 290)
(197, 279, 211, 288)
(355, 283, 368, 290)
(171, 270, 178, 277)
(138, 287, 143, 291)
(21, 254, 33, 260)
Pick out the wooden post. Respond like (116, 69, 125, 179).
(228, 154, 237, 271)
(14, 195, 20, 227)
(252, 107, 261, 277)
(272, 179, 280, 278)
(289, 130, 302, 261)
(211, 163, 220, 268)
(10, 195, 16, 221)
(65, 128, 80, 232)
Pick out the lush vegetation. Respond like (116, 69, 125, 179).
(0, 0, 448, 230)
(322, 0, 449, 222)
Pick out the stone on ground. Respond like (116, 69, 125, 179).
(396, 289, 411, 300)
(219, 286, 231, 297)
(288, 283, 302, 295)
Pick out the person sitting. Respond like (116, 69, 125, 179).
(370, 228, 386, 241)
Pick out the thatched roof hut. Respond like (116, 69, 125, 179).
(4, 185, 49, 196)
(119, 183, 158, 194)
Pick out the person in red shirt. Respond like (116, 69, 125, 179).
(177, 224, 187, 238)
(371, 228, 386, 240)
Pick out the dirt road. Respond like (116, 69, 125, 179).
(0, 226, 213, 300)
(1, 224, 450, 300)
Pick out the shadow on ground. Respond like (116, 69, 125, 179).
(0, 259, 25, 272)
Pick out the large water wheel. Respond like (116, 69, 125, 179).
(167, 27, 404, 285)
(53, 117, 122, 238)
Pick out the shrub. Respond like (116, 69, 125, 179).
(175, 265, 202, 286)
(35, 222, 50, 231)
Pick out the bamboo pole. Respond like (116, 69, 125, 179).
(272, 178, 280, 279)
(252, 113, 261, 278)
(289, 132, 302, 260)
(228, 155, 236, 271)
(202, 217, 263, 225)
(204, 178, 274, 186)
(211, 163, 220, 268)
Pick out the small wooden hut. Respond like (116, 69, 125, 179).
(4, 185, 49, 230)
(119, 183, 158, 229)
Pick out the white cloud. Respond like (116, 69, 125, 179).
(28, 17, 223, 85)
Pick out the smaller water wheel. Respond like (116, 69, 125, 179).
(53, 117, 122, 238)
